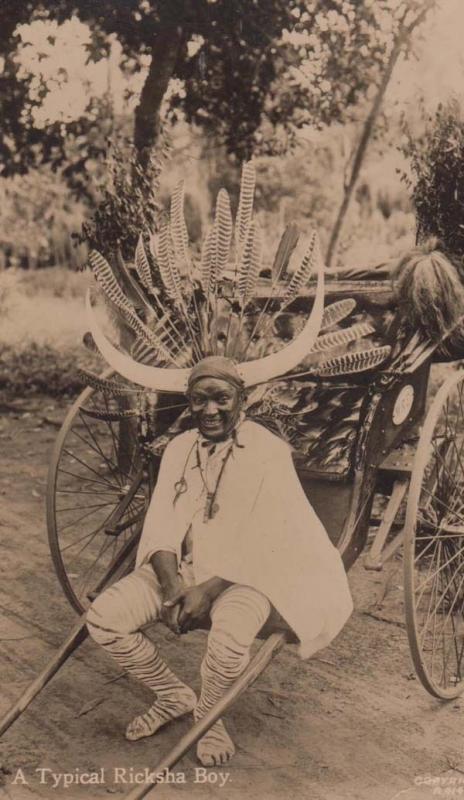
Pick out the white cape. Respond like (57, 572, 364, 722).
(136, 420, 353, 658)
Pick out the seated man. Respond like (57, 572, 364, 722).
(86, 356, 353, 767)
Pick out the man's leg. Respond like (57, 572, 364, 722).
(86, 564, 196, 741)
(195, 584, 271, 766)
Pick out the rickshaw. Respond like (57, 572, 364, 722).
(2, 169, 464, 799)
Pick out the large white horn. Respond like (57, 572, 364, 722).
(86, 292, 190, 393)
(237, 252, 324, 387)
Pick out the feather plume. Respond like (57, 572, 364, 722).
(115, 249, 155, 318)
(282, 230, 319, 306)
(214, 188, 233, 278)
(78, 370, 142, 395)
(131, 332, 191, 367)
(310, 322, 375, 353)
(237, 221, 263, 306)
(152, 225, 202, 360)
(131, 337, 163, 366)
(310, 345, 391, 377)
(201, 226, 216, 293)
(272, 223, 299, 280)
(236, 162, 256, 252)
(88, 249, 136, 318)
(321, 298, 356, 331)
(80, 406, 140, 421)
(202, 190, 233, 294)
(134, 235, 156, 294)
(170, 180, 189, 262)
(155, 224, 183, 303)
(88, 250, 177, 363)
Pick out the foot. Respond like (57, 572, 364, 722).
(196, 718, 235, 766)
(125, 686, 197, 741)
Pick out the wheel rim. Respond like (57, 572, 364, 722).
(404, 372, 464, 699)
(47, 382, 150, 613)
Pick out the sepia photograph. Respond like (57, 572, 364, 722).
(1, 1, 464, 798)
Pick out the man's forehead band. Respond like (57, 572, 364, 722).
(187, 357, 244, 393)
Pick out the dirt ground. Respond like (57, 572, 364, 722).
(1, 394, 463, 800)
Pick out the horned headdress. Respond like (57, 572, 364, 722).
(86, 163, 390, 394)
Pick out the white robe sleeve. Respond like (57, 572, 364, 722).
(135, 434, 192, 567)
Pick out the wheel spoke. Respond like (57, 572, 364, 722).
(420, 487, 464, 526)
(56, 500, 117, 513)
(415, 538, 464, 595)
(70, 422, 121, 481)
(62, 447, 119, 489)
(405, 376, 464, 697)
(48, 381, 156, 614)
(79, 411, 135, 483)
(56, 488, 123, 496)
(57, 467, 119, 492)
(419, 541, 443, 649)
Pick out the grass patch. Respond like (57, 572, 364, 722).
(0, 342, 101, 397)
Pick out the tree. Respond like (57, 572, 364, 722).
(325, 0, 437, 267)
(0, 1, 437, 180)
(402, 99, 464, 266)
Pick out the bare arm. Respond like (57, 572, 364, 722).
(150, 550, 180, 598)
(199, 576, 232, 603)
(150, 550, 183, 634)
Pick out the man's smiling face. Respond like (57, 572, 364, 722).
(188, 377, 243, 441)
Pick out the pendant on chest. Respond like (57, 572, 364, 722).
(204, 494, 220, 522)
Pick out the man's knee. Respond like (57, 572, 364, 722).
(210, 585, 271, 650)
(86, 589, 125, 645)
(86, 566, 162, 643)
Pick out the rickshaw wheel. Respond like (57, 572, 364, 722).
(47, 376, 151, 615)
(404, 371, 464, 699)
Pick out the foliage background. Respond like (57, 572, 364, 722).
(1, 0, 463, 395)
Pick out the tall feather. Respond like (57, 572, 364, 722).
(201, 226, 216, 293)
(131, 337, 164, 366)
(202, 189, 233, 294)
(155, 224, 183, 303)
(321, 298, 356, 331)
(134, 235, 157, 294)
(88, 249, 177, 364)
(88, 249, 137, 319)
(237, 221, 263, 306)
(282, 230, 319, 306)
(214, 188, 233, 279)
(271, 223, 299, 281)
(238, 223, 300, 358)
(309, 345, 391, 377)
(139, 233, 194, 360)
(153, 224, 203, 361)
(236, 162, 256, 252)
(170, 180, 189, 263)
(241, 228, 321, 354)
(310, 322, 375, 353)
(115, 249, 155, 319)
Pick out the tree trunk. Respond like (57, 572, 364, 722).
(325, 2, 435, 267)
(133, 11, 184, 167)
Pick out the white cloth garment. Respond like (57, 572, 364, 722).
(137, 419, 353, 659)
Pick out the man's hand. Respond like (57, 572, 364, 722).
(164, 577, 232, 633)
(159, 594, 182, 635)
(164, 585, 213, 633)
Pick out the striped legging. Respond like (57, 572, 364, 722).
(86, 564, 271, 726)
